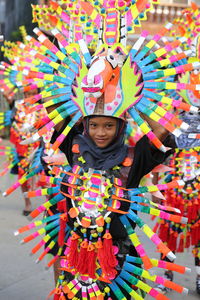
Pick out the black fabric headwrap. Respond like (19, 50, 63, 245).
(75, 116, 128, 170)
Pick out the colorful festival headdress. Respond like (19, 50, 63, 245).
(1, 2, 200, 154)
(0, 29, 56, 98)
(32, 0, 159, 48)
(170, 2, 200, 47)
(19, 23, 200, 154)
(167, 2, 200, 108)
(178, 36, 200, 108)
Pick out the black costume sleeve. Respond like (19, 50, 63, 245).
(110, 135, 174, 239)
(126, 135, 174, 188)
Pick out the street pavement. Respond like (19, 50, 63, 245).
(0, 139, 54, 300)
(0, 139, 199, 300)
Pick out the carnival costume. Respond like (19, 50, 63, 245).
(153, 3, 200, 294)
(1, 1, 200, 299)
(0, 30, 55, 201)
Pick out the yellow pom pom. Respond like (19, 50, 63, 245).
(92, 232, 98, 238)
(104, 287, 110, 293)
(97, 227, 104, 233)
(105, 217, 111, 223)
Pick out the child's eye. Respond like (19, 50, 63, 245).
(106, 124, 114, 128)
(89, 123, 96, 128)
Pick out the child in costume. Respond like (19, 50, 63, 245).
(153, 109, 200, 296)
(19, 44, 195, 298)
(45, 97, 178, 299)
(153, 32, 200, 295)
(12, 1, 200, 299)
(2, 87, 43, 215)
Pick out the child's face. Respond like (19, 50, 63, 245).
(88, 116, 118, 148)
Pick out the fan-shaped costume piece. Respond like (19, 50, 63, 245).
(170, 2, 200, 47)
(10, 100, 41, 171)
(0, 96, 55, 197)
(155, 146, 200, 253)
(154, 112, 200, 266)
(154, 3, 200, 280)
(0, 30, 57, 195)
(0, 144, 19, 176)
(16, 154, 190, 299)
(0, 95, 47, 191)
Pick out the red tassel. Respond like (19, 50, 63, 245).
(96, 238, 105, 272)
(76, 240, 88, 274)
(159, 222, 169, 242)
(168, 231, 176, 252)
(57, 199, 68, 213)
(177, 234, 184, 253)
(192, 199, 199, 221)
(102, 232, 117, 277)
(153, 222, 159, 233)
(58, 214, 67, 247)
(180, 199, 185, 214)
(191, 225, 196, 245)
(173, 232, 178, 252)
(186, 232, 191, 248)
(68, 233, 79, 268)
(87, 243, 97, 278)
(103, 233, 117, 266)
(196, 223, 200, 245)
(187, 202, 192, 223)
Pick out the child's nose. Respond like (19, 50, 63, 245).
(97, 127, 106, 136)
